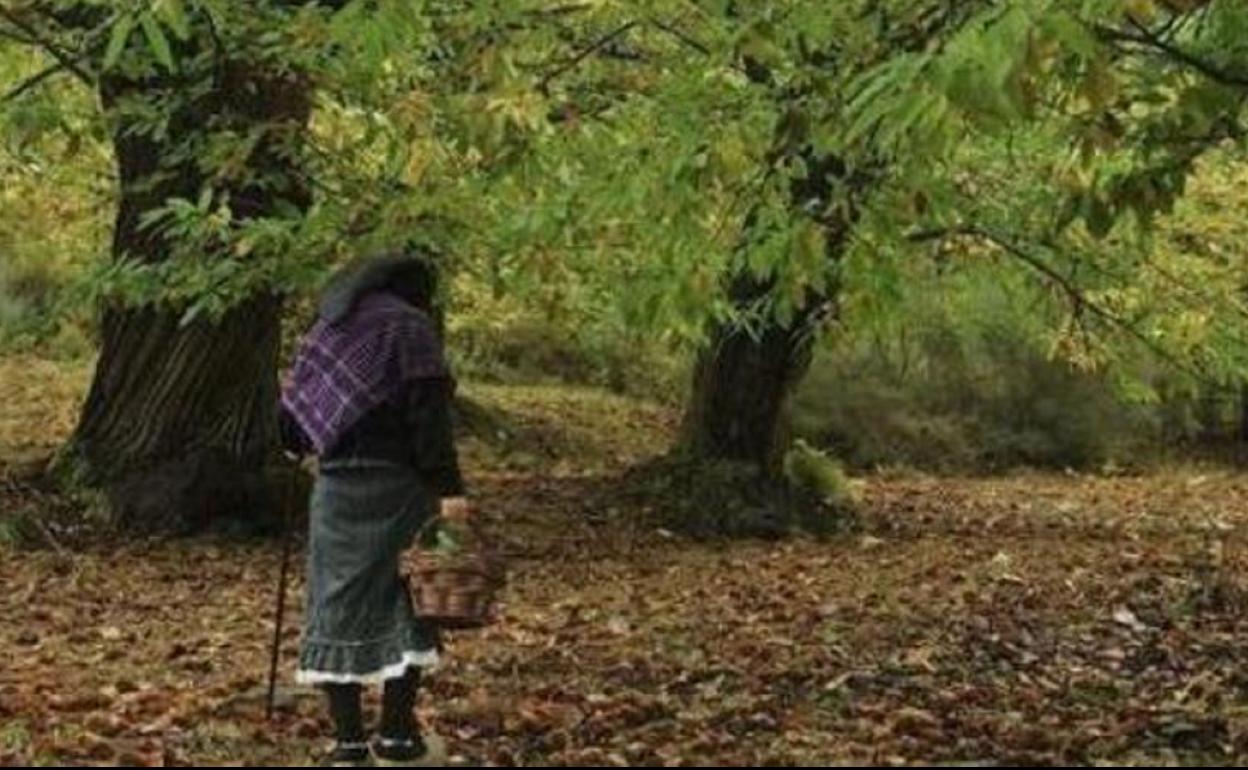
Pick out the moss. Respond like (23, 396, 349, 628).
(783, 440, 857, 508)
(614, 451, 860, 540)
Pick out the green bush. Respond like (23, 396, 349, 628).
(1, 147, 108, 358)
(450, 309, 687, 403)
(0, 258, 95, 358)
(0, 258, 59, 340)
(793, 275, 1161, 473)
(782, 439, 857, 508)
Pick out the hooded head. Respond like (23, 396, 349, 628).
(318, 248, 439, 325)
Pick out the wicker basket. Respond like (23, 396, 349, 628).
(402, 519, 504, 630)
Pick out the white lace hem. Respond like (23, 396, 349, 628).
(295, 650, 441, 686)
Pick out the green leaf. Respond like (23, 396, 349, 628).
(141, 13, 177, 73)
(104, 15, 137, 71)
(200, 0, 226, 29)
(435, 528, 461, 553)
(156, 0, 192, 41)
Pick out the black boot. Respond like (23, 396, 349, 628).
(372, 669, 445, 767)
(372, 736, 445, 767)
(321, 741, 373, 768)
(321, 684, 373, 767)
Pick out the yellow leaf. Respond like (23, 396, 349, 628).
(1124, 0, 1157, 23)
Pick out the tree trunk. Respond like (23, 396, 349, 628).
(75, 299, 289, 533)
(68, 61, 313, 534)
(1240, 385, 1248, 439)
(681, 275, 821, 474)
(680, 151, 860, 477)
(1238, 384, 1248, 466)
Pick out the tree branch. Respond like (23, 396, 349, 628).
(910, 224, 1218, 383)
(0, 7, 94, 84)
(1098, 18, 1248, 91)
(538, 20, 640, 94)
(2, 59, 66, 102)
(0, 23, 35, 45)
(649, 18, 711, 57)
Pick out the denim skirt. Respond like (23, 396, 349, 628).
(296, 459, 441, 685)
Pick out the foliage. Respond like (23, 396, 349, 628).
(0, 40, 104, 353)
(793, 286, 1160, 472)
(782, 438, 859, 510)
(844, 0, 1248, 388)
(1, 0, 1245, 471)
(797, 137, 1248, 472)
(0, 1, 998, 335)
(447, 277, 689, 401)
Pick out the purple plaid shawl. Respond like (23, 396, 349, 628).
(281, 292, 447, 455)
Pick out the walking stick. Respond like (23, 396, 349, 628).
(266, 472, 297, 721)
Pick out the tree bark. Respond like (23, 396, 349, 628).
(681, 275, 822, 474)
(75, 298, 289, 533)
(1239, 384, 1248, 463)
(69, 60, 313, 534)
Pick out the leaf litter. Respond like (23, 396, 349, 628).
(2, 360, 1248, 765)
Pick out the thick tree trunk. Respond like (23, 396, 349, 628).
(681, 275, 820, 474)
(1238, 385, 1248, 465)
(680, 152, 859, 477)
(75, 299, 287, 533)
(67, 61, 312, 534)
(1240, 385, 1248, 439)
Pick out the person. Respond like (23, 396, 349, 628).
(279, 251, 468, 767)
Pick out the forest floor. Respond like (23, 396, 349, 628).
(3, 354, 1248, 767)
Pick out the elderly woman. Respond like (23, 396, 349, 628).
(280, 252, 468, 767)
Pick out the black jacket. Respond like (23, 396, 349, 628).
(280, 377, 466, 498)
